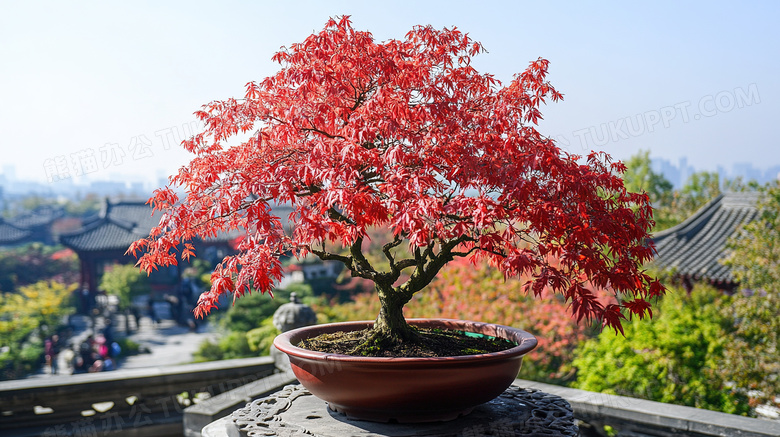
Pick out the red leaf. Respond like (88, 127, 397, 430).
(129, 17, 662, 328)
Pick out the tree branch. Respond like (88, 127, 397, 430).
(349, 236, 377, 279)
(382, 235, 404, 265)
(398, 235, 475, 299)
(310, 248, 351, 266)
(328, 206, 355, 225)
(301, 124, 346, 140)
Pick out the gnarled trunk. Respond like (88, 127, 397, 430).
(350, 284, 417, 354)
(374, 285, 415, 341)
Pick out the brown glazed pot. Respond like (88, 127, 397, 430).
(273, 318, 538, 423)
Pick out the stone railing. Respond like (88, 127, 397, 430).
(0, 357, 277, 437)
(517, 379, 780, 437)
(4, 360, 779, 437)
(186, 377, 780, 437)
(183, 371, 298, 436)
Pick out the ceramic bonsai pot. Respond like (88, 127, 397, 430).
(273, 318, 538, 423)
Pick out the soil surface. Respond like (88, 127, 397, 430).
(297, 327, 517, 358)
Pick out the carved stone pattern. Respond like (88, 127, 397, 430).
(231, 384, 578, 437)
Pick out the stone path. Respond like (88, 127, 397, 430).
(28, 310, 219, 380)
(119, 316, 219, 369)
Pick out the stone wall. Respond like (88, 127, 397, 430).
(0, 357, 277, 437)
(517, 379, 780, 437)
(4, 360, 779, 437)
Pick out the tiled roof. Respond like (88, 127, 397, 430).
(651, 192, 760, 284)
(60, 220, 151, 252)
(59, 199, 289, 253)
(0, 220, 32, 245)
(59, 200, 161, 252)
(9, 205, 65, 229)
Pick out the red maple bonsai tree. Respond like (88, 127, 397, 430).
(129, 17, 664, 350)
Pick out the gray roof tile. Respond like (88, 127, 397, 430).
(59, 199, 254, 253)
(0, 220, 32, 245)
(59, 200, 161, 252)
(9, 205, 65, 229)
(651, 192, 759, 284)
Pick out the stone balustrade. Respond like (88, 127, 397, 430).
(187, 377, 780, 437)
(0, 357, 277, 437)
(3, 358, 780, 437)
(519, 380, 780, 437)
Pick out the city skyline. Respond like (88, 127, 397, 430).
(1, 1, 778, 191)
(2, 152, 778, 199)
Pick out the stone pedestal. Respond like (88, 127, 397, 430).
(218, 384, 577, 436)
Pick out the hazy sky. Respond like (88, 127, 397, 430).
(1, 1, 778, 188)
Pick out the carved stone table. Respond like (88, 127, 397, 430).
(207, 383, 578, 436)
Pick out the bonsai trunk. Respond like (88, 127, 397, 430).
(355, 284, 417, 353)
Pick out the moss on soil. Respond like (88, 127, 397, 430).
(297, 327, 517, 358)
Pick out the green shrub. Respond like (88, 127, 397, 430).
(194, 330, 257, 362)
(99, 264, 149, 309)
(0, 281, 76, 379)
(571, 285, 750, 415)
(114, 338, 141, 357)
(193, 283, 311, 363)
(219, 293, 281, 333)
(246, 318, 280, 356)
(718, 290, 780, 410)
(218, 284, 313, 332)
(193, 339, 224, 363)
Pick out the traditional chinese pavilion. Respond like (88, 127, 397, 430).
(59, 199, 239, 295)
(0, 205, 65, 247)
(8, 205, 65, 245)
(0, 219, 31, 247)
(651, 191, 759, 292)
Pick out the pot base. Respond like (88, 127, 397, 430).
(231, 384, 580, 435)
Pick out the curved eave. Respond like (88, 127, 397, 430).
(650, 192, 759, 284)
(0, 222, 33, 245)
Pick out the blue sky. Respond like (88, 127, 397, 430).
(1, 1, 777, 186)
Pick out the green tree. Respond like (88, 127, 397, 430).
(656, 170, 722, 231)
(571, 284, 750, 415)
(0, 281, 76, 379)
(62, 195, 102, 217)
(722, 176, 760, 193)
(723, 182, 780, 289)
(100, 264, 149, 332)
(721, 182, 780, 409)
(622, 150, 673, 207)
(620, 150, 691, 231)
(676, 171, 721, 217)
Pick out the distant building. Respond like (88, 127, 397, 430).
(283, 258, 341, 281)
(59, 199, 165, 294)
(0, 219, 32, 247)
(6, 205, 65, 245)
(0, 205, 65, 246)
(651, 191, 759, 292)
(59, 199, 240, 296)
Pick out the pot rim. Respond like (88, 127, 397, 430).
(273, 318, 538, 364)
